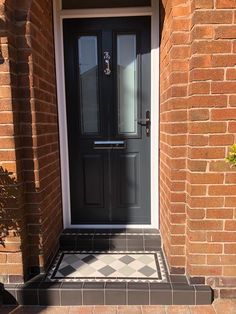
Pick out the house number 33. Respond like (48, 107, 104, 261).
(104, 51, 111, 76)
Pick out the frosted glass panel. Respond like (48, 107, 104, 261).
(117, 35, 137, 134)
(78, 36, 99, 134)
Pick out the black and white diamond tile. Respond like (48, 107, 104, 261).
(47, 251, 168, 283)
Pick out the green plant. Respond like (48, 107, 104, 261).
(225, 144, 236, 167)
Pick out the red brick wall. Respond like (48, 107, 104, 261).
(160, 0, 236, 297)
(186, 0, 236, 298)
(0, 0, 235, 297)
(0, 0, 27, 284)
(160, 0, 191, 274)
(0, 0, 62, 283)
(22, 0, 63, 276)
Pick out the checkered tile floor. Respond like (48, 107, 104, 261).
(48, 251, 168, 283)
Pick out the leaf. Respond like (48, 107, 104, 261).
(225, 144, 236, 168)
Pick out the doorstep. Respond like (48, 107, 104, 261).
(1, 229, 213, 306)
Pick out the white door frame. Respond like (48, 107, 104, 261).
(53, 0, 160, 229)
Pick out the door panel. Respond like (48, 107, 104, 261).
(83, 154, 104, 206)
(64, 17, 151, 224)
(118, 153, 140, 206)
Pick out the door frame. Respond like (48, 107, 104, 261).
(53, 0, 160, 229)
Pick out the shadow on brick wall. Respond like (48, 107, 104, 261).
(1, 0, 63, 285)
(0, 167, 20, 246)
(0, 1, 43, 284)
(160, 0, 165, 40)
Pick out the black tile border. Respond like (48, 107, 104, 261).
(61, 288, 83, 306)
(195, 285, 214, 305)
(170, 275, 189, 284)
(150, 283, 173, 305)
(2, 282, 213, 306)
(172, 283, 195, 305)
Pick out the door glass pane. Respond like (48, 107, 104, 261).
(78, 36, 99, 134)
(62, 0, 151, 10)
(117, 34, 137, 135)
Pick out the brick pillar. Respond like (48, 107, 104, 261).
(160, 0, 236, 297)
(18, 0, 63, 275)
(186, 0, 236, 297)
(0, 0, 27, 283)
(0, 0, 62, 283)
(160, 0, 191, 274)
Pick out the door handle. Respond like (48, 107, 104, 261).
(137, 111, 151, 137)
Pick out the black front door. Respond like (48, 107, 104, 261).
(64, 17, 151, 224)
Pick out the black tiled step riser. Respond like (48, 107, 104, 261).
(62, 228, 160, 235)
(2, 285, 213, 306)
(60, 235, 162, 251)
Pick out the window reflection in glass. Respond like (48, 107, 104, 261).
(117, 34, 137, 135)
(78, 36, 99, 134)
